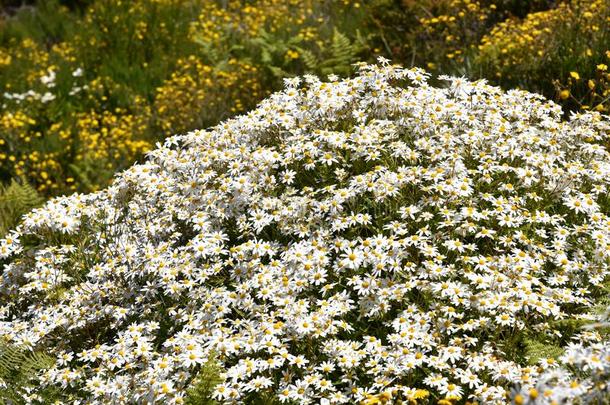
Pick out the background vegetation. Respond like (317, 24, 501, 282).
(0, 0, 608, 203)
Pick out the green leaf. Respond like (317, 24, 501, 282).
(0, 179, 44, 238)
(185, 355, 223, 405)
(0, 340, 56, 403)
(523, 337, 564, 365)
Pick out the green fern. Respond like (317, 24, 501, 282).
(185, 356, 288, 405)
(328, 29, 353, 66)
(523, 337, 564, 366)
(522, 281, 610, 367)
(0, 340, 55, 404)
(185, 356, 223, 405)
(0, 179, 44, 238)
(297, 28, 366, 77)
(248, 29, 304, 79)
(299, 47, 318, 72)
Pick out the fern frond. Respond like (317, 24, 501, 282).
(316, 29, 363, 76)
(0, 340, 55, 403)
(185, 356, 222, 405)
(297, 47, 319, 71)
(523, 337, 564, 365)
(17, 351, 55, 380)
(0, 179, 43, 238)
(330, 28, 353, 64)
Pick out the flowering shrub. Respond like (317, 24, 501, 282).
(0, 36, 87, 194)
(385, 0, 554, 73)
(153, 56, 263, 135)
(0, 0, 200, 195)
(410, 0, 498, 70)
(0, 61, 609, 403)
(477, 0, 610, 113)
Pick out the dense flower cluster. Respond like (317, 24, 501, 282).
(153, 56, 263, 135)
(415, 0, 497, 69)
(0, 61, 609, 403)
(477, 0, 610, 113)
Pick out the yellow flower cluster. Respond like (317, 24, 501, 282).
(478, 5, 565, 69)
(477, 0, 610, 112)
(0, 1, 196, 195)
(415, 0, 496, 69)
(0, 36, 79, 193)
(0, 49, 11, 66)
(74, 109, 151, 183)
(190, 0, 330, 45)
(153, 56, 263, 135)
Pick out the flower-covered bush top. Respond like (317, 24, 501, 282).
(0, 61, 609, 403)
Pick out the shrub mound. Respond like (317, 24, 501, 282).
(0, 61, 609, 403)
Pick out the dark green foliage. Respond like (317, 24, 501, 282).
(185, 357, 222, 405)
(0, 0, 76, 45)
(0, 179, 43, 237)
(523, 337, 564, 366)
(0, 340, 55, 404)
(297, 29, 367, 77)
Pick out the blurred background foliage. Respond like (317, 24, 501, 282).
(0, 0, 608, 201)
